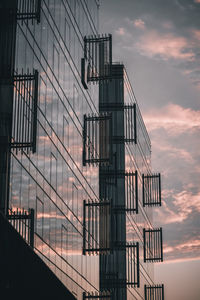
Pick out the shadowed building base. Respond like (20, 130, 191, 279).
(0, 211, 76, 300)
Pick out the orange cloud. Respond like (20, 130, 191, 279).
(136, 31, 195, 61)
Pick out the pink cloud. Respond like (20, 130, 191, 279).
(136, 31, 195, 61)
(191, 29, 200, 41)
(155, 189, 200, 225)
(173, 190, 200, 215)
(133, 18, 145, 29)
(116, 27, 126, 36)
(144, 103, 200, 135)
(194, 0, 200, 3)
(164, 239, 200, 257)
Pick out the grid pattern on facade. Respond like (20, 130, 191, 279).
(83, 199, 112, 255)
(144, 284, 164, 300)
(12, 69, 38, 153)
(82, 34, 112, 84)
(17, 0, 41, 24)
(83, 113, 112, 166)
(143, 174, 161, 207)
(143, 228, 163, 262)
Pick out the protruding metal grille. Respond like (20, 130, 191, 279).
(83, 200, 112, 255)
(124, 104, 137, 143)
(83, 113, 112, 166)
(100, 170, 138, 213)
(83, 291, 112, 300)
(17, 0, 41, 24)
(101, 242, 139, 288)
(99, 103, 137, 144)
(81, 34, 112, 86)
(12, 69, 38, 153)
(143, 228, 163, 262)
(126, 242, 140, 287)
(7, 208, 35, 248)
(143, 173, 161, 207)
(145, 284, 164, 300)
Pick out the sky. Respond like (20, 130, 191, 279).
(100, 1, 200, 299)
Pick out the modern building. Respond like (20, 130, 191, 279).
(0, 1, 164, 299)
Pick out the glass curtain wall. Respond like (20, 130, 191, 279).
(9, 0, 100, 299)
(123, 69, 155, 300)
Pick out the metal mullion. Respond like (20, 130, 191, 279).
(148, 176, 151, 206)
(136, 242, 139, 287)
(24, 74, 28, 146)
(92, 40, 94, 79)
(132, 245, 134, 286)
(131, 106, 134, 141)
(159, 174, 161, 206)
(91, 200, 94, 252)
(142, 175, 145, 206)
(95, 115, 98, 161)
(16, 76, 21, 146)
(147, 177, 149, 206)
(88, 202, 91, 251)
(83, 115, 87, 166)
(99, 118, 102, 163)
(125, 175, 128, 210)
(106, 202, 109, 250)
(128, 174, 131, 212)
(162, 284, 164, 300)
(127, 245, 129, 285)
(135, 171, 138, 213)
(95, 36, 97, 79)
(88, 119, 90, 163)
(28, 74, 33, 151)
(143, 229, 146, 262)
(160, 228, 163, 261)
(22, 0, 25, 24)
(32, 70, 38, 152)
(13, 79, 18, 143)
(144, 285, 147, 300)
(83, 200, 86, 254)
(22, 73, 27, 145)
(129, 106, 131, 141)
(92, 116, 94, 161)
(104, 117, 107, 161)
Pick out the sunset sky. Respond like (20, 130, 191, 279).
(100, 0, 200, 299)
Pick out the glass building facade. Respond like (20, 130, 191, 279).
(0, 1, 164, 299)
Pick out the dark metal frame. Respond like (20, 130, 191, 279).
(100, 170, 138, 213)
(101, 242, 139, 289)
(17, 0, 41, 24)
(83, 113, 113, 166)
(83, 199, 112, 255)
(81, 34, 112, 87)
(7, 207, 35, 248)
(144, 284, 164, 300)
(126, 242, 140, 287)
(83, 292, 112, 300)
(142, 173, 161, 207)
(11, 69, 38, 153)
(143, 228, 163, 262)
(99, 103, 137, 144)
